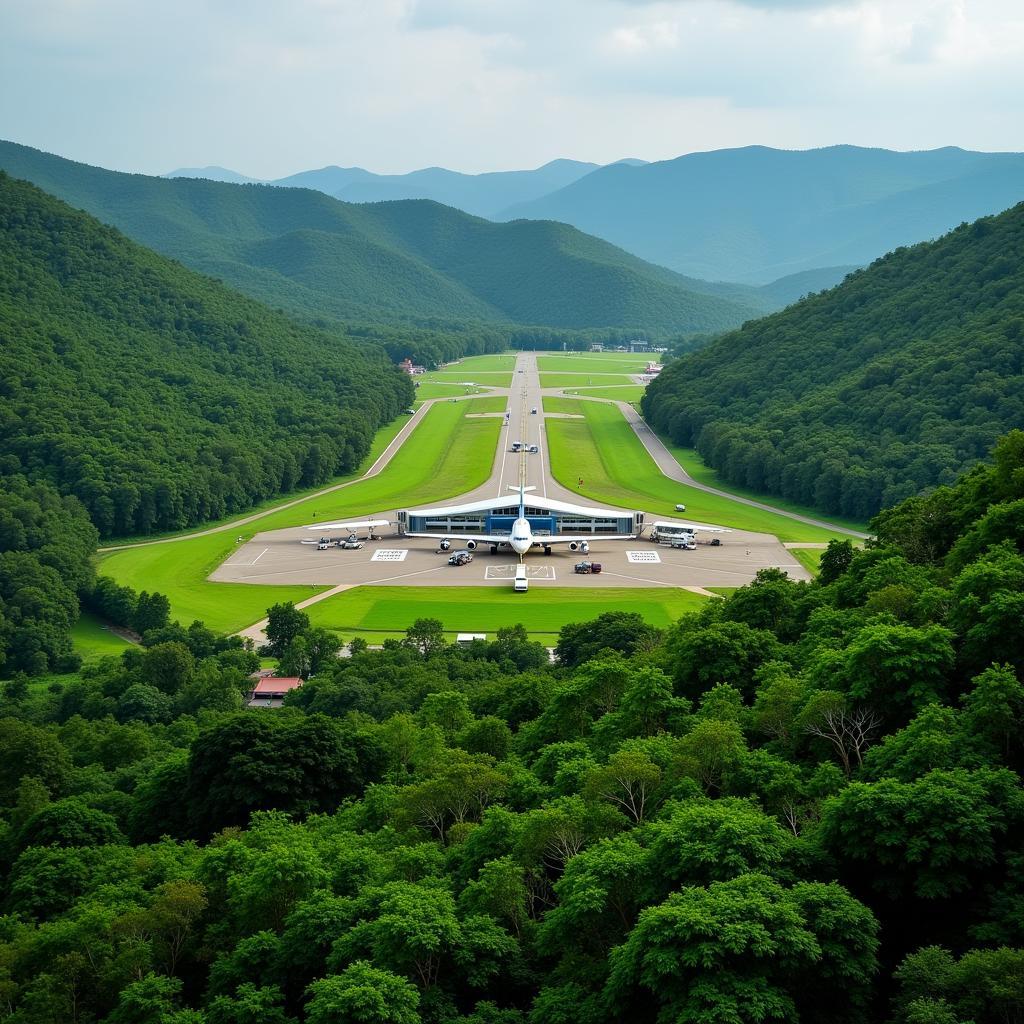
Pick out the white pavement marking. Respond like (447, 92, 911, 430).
(224, 547, 269, 567)
(599, 570, 685, 588)
(627, 550, 662, 563)
(371, 549, 409, 562)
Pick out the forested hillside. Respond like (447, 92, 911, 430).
(0, 141, 763, 335)
(0, 435, 1021, 1021)
(0, 172, 412, 538)
(504, 145, 1024, 283)
(643, 204, 1024, 520)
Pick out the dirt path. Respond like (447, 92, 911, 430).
(236, 583, 358, 646)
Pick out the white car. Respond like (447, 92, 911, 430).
(339, 538, 364, 550)
(675, 504, 687, 512)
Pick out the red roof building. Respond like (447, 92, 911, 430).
(247, 676, 304, 708)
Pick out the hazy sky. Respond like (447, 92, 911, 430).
(2, 0, 1022, 178)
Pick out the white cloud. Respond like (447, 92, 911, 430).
(1, 0, 1022, 177)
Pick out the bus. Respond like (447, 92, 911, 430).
(649, 522, 697, 546)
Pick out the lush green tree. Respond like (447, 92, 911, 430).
(817, 768, 1024, 900)
(307, 962, 421, 1024)
(606, 873, 877, 1024)
(665, 619, 783, 700)
(404, 618, 446, 657)
(265, 603, 311, 659)
(555, 611, 658, 668)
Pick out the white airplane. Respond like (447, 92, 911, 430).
(300, 519, 391, 544)
(405, 485, 635, 561)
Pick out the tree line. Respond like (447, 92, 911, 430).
(0, 433, 1021, 1021)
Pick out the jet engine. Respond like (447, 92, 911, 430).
(466, 540, 477, 550)
(439, 539, 451, 551)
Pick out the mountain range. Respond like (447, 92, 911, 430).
(168, 145, 1024, 288)
(503, 145, 1024, 283)
(166, 158, 649, 219)
(0, 141, 761, 335)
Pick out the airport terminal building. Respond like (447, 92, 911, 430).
(398, 494, 643, 542)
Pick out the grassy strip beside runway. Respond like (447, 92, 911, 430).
(305, 585, 708, 640)
(542, 396, 586, 415)
(661, 443, 869, 535)
(540, 373, 635, 389)
(563, 385, 647, 403)
(98, 400, 504, 633)
(790, 548, 826, 575)
(413, 382, 488, 400)
(545, 400, 849, 544)
(538, 354, 652, 374)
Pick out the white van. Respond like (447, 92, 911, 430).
(514, 565, 529, 592)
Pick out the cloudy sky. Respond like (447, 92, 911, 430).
(2, 0, 1022, 178)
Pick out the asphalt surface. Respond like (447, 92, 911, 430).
(212, 352, 814, 592)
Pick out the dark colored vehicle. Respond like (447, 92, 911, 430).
(574, 560, 603, 574)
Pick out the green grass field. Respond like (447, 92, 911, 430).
(457, 396, 507, 414)
(72, 613, 135, 662)
(664, 444, 868, 535)
(423, 371, 513, 386)
(542, 397, 586, 415)
(98, 400, 504, 633)
(540, 373, 635, 389)
(443, 354, 519, 373)
(305, 586, 707, 640)
(790, 548, 826, 575)
(563, 386, 647, 403)
(538, 355, 653, 374)
(413, 381, 488, 400)
(544, 401, 853, 544)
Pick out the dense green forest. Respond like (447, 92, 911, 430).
(0, 434, 1021, 1021)
(0, 172, 414, 538)
(0, 140, 765, 337)
(643, 203, 1024, 520)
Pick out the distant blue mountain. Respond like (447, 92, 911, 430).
(500, 145, 1024, 283)
(164, 165, 260, 184)
(269, 159, 602, 218)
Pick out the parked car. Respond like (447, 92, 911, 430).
(448, 550, 473, 565)
(339, 538, 364, 550)
(531, 407, 538, 414)
(528, 444, 539, 453)
(403, 408, 416, 414)
(675, 503, 687, 512)
(574, 560, 603, 574)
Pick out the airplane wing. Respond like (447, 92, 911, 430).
(544, 534, 635, 544)
(670, 523, 731, 533)
(305, 519, 391, 531)
(404, 531, 512, 545)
